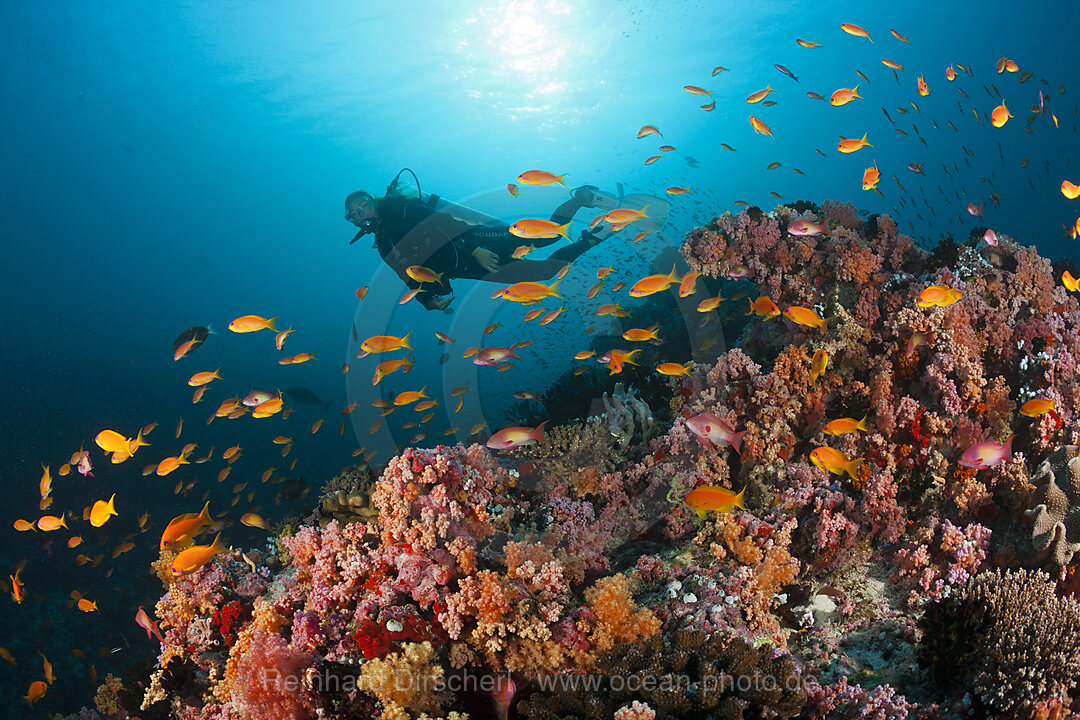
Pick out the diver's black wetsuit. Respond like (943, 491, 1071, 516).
(371, 194, 598, 310)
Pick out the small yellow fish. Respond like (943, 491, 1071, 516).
(682, 485, 746, 520)
(1019, 398, 1055, 417)
(823, 416, 869, 436)
(89, 494, 117, 527)
(810, 349, 829, 383)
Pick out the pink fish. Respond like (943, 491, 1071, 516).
(473, 345, 521, 366)
(788, 220, 827, 237)
(983, 229, 998, 247)
(486, 422, 547, 450)
(966, 202, 983, 218)
(492, 676, 516, 720)
(74, 451, 94, 477)
(958, 436, 1013, 469)
(685, 412, 745, 454)
(726, 265, 750, 279)
(135, 606, 165, 644)
(242, 389, 275, 407)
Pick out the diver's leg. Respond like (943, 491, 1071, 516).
(478, 226, 612, 283)
(548, 186, 596, 225)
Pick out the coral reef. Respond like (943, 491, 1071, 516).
(68, 200, 1080, 720)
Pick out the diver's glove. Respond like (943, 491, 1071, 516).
(472, 247, 500, 272)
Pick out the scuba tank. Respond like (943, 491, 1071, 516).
(390, 168, 507, 229)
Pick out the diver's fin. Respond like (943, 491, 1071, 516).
(619, 192, 669, 233)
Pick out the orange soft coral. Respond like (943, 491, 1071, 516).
(581, 573, 661, 660)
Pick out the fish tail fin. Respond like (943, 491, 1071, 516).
(531, 420, 549, 443)
(401, 331, 412, 350)
(420, 386, 429, 399)
(847, 458, 865, 480)
(206, 323, 216, 335)
(209, 533, 227, 554)
(1003, 435, 1014, 461)
(556, 174, 568, 188)
(59, 512, 67, 529)
(857, 415, 869, 431)
(853, 85, 861, 97)
(108, 494, 117, 515)
(821, 316, 834, 331)
(547, 276, 564, 299)
(198, 501, 212, 524)
(266, 316, 279, 332)
(729, 430, 745, 455)
(558, 221, 573, 239)
(733, 485, 747, 510)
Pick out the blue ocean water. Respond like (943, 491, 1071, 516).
(1, 0, 1078, 713)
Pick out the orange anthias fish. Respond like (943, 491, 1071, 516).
(1019, 398, 1055, 417)
(917, 75, 930, 96)
(24, 680, 47, 707)
(228, 314, 278, 333)
(678, 271, 701, 297)
(837, 133, 872, 153)
(37, 514, 67, 531)
(796, 38, 820, 48)
(657, 362, 691, 376)
(241, 513, 270, 530)
(170, 534, 228, 577)
(881, 58, 903, 70)
(135, 606, 165, 644)
(516, 170, 568, 187)
(161, 502, 216, 550)
(830, 86, 861, 106)
(509, 219, 572, 240)
(945, 65, 956, 81)
(636, 124, 662, 138)
(394, 388, 430, 406)
(187, 369, 221, 387)
(361, 332, 412, 353)
(810, 446, 864, 480)
(77, 598, 98, 612)
(746, 84, 774, 104)
(682, 485, 746, 519)
(747, 296, 781, 320)
(275, 326, 294, 350)
(823, 416, 869, 436)
(784, 306, 830, 330)
(991, 101, 1012, 128)
(629, 264, 682, 297)
(697, 291, 725, 312)
(916, 285, 962, 308)
(486, 422, 547, 451)
(500, 279, 562, 303)
(810, 349, 829, 383)
(862, 164, 880, 190)
(89, 494, 117, 527)
(750, 116, 773, 137)
(506, 183, 522, 197)
(623, 325, 661, 342)
(1063, 271, 1080, 293)
(1061, 180, 1080, 200)
(10, 569, 24, 604)
(840, 23, 872, 42)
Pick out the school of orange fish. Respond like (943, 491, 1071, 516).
(8, 20, 1080, 709)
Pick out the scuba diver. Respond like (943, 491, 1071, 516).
(346, 169, 665, 311)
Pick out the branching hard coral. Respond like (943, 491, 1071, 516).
(920, 567, 1080, 718)
(519, 630, 805, 720)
